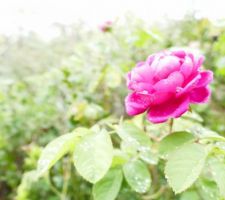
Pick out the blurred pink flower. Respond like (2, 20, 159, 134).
(125, 49, 213, 123)
(99, 21, 113, 32)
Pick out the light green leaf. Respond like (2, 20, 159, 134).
(131, 114, 144, 129)
(73, 129, 113, 183)
(159, 131, 195, 158)
(196, 178, 220, 200)
(37, 133, 79, 176)
(111, 149, 129, 167)
(117, 122, 151, 147)
(16, 170, 39, 200)
(139, 148, 158, 165)
(180, 190, 201, 200)
(191, 127, 225, 142)
(165, 143, 208, 194)
(120, 140, 139, 156)
(93, 168, 123, 200)
(182, 111, 203, 123)
(213, 142, 225, 155)
(123, 159, 151, 193)
(208, 157, 225, 197)
(121, 140, 158, 165)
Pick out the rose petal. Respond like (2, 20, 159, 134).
(195, 55, 205, 69)
(196, 70, 213, 88)
(126, 72, 132, 89)
(136, 61, 145, 67)
(180, 56, 193, 79)
(153, 55, 181, 80)
(176, 74, 201, 97)
(150, 72, 184, 105)
(189, 87, 210, 103)
(150, 91, 174, 105)
(171, 50, 186, 58)
(154, 71, 184, 93)
(127, 70, 154, 92)
(146, 54, 156, 65)
(147, 95, 190, 123)
(189, 53, 205, 72)
(125, 92, 151, 116)
(131, 63, 154, 84)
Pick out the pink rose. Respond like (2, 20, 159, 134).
(99, 21, 113, 32)
(125, 49, 213, 123)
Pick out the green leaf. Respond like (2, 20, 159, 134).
(93, 168, 123, 200)
(159, 131, 195, 158)
(214, 142, 225, 155)
(73, 129, 113, 183)
(139, 148, 158, 165)
(16, 170, 39, 200)
(123, 159, 151, 193)
(182, 112, 203, 123)
(191, 127, 225, 142)
(165, 143, 208, 194)
(37, 133, 79, 176)
(208, 157, 225, 197)
(117, 122, 151, 147)
(180, 190, 201, 200)
(196, 178, 220, 200)
(111, 149, 129, 167)
(121, 140, 158, 165)
(120, 140, 139, 156)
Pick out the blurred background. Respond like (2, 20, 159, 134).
(0, 0, 225, 199)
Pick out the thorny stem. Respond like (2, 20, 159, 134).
(168, 118, 174, 134)
(142, 186, 168, 200)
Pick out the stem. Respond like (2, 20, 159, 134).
(61, 157, 72, 200)
(143, 115, 147, 132)
(46, 171, 61, 198)
(108, 130, 116, 134)
(142, 186, 168, 200)
(168, 118, 174, 134)
(105, 123, 117, 130)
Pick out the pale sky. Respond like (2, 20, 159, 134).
(0, 0, 224, 39)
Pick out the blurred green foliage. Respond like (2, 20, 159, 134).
(0, 14, 225, 199)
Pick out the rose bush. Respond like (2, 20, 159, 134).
(3, 16, 225, 200)
(125, 49, 213, 123)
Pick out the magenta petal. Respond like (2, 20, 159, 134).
(129, 82, 153, 93)
(180, 56, 193, 79)
(176, 74, 201, 97)
(154, 56, 180, 80)
(152, 72, 184, 105)
(195, 55, 204, 69)
(146, 54, 156, 65)
(128, 71, 154, 92)
(154, 71, 184, 93)
(147, 95, 190, 123)
(196, 70, 213, 88)
(150, 91, 174, 105)
(190, 53, 205, 72)
(125, 92, 151, 116)
(190, 87, 210, 103)
(126, 72, 132, 90)
(136, 61, 145, 67)
(131, 63, 154, 83)
(171, 50, 186, 58)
